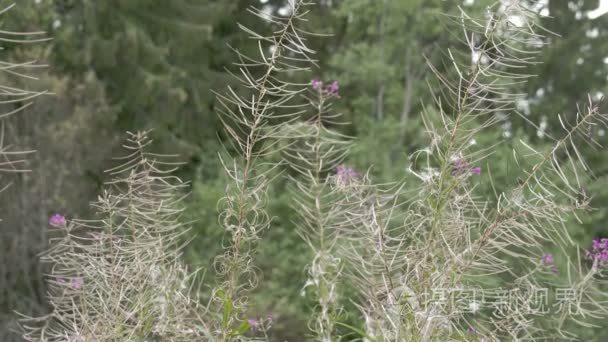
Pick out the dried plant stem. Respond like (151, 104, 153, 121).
(212, 1, 316, 339)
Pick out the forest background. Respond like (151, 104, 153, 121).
(1, 0, 607, 340)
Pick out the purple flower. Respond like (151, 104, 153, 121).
(325, 80, 339, 96)
(336, 164, 360, 185)
(587, 238, 608, 266)
(55, 276, 83, 290)
(452, 158, 467, 175)
(311, 79, 323, 91)
(71, 277, 84, 290)
(592, 238, 608, 251)
(452, 158, 481, 176)
(311, 79, 340, 98)
(454, 159, 465, 167)
(49, 213, 66, 227)
(541, 254, 554, 265)
(248, 318, 259, 332)
(541, 253, 559, 273)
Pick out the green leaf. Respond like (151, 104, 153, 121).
(231, 320, 251, 337)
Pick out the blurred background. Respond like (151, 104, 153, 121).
(1, 0, 607, 340)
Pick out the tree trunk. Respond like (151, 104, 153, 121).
(375, 0, 387, 121)
(398, 49, 414, 146)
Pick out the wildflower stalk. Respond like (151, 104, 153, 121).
(337, 2, 608, 340)
(211, 1, 316, 339)
(304, 96, 339, 342)
(411, 3, 608, 339)
(0, 5, 48, 338)
(280, 80, 349, 340)
(338, 180, 412, 341)
(19, 131, 210, 341)
(0, 3, 47, 190)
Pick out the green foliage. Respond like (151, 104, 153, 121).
(2, 0, 608, 340)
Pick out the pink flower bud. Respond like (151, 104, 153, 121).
(49, 213, 67, 227)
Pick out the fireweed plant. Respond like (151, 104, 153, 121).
(286, 1, 608, 340)
(331, 2, 608, 341)
(0, 3, 47, 192)
(19, 132, 211, 340)
(0, 4, 47, 335)
(278, 79, 350, 341)
(209, 0, 319, 339)
(19, 0, 608, 341)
